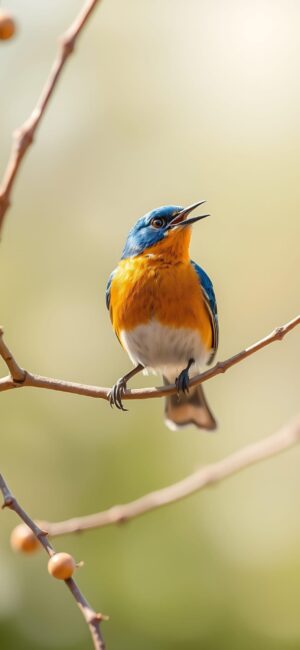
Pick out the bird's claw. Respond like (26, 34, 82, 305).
(175, 369, 190, 396)
(108, 378, 128, 411)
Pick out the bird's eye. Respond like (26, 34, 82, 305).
(151, 217, 166, 229)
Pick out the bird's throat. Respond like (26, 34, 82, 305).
(142, 227, 191, 263)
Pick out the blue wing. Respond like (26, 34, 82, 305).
(191, 260, 219, 363)
(105, 270, 115, 311)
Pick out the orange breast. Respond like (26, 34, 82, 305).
(109, 255, 212, 351)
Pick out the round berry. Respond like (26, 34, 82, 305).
(48, 552, 76, 580)
(0, 11, 16, 41)
(10, 523, 40, 553)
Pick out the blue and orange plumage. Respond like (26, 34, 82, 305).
(106, 202, 219, 430)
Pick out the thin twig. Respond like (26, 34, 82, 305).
(0, 315, 299, 401)
(42, 414, 300, 536)
(0, 327, 26, 382)
(0, 474, 106, 650)
(0, 0, 102, 236)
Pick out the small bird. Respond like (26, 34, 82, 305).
(106, 201, 219, 430)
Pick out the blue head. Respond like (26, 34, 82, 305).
(121, 201, 208, 259)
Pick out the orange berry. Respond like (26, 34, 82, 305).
(0, 11, 16, 40)
(10, 523, 40, 553)
(48, 552, 76, 580)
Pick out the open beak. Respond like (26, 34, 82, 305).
(167, 200, 209, 230)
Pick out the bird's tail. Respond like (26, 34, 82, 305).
(163, 376, 217, 431)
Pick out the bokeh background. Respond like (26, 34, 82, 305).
(0, 1, 300, 648)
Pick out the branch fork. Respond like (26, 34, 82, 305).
(0, 316, 299, 401)
(0, 473, 106, 650)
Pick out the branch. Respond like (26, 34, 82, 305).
(0, 327, 26, 382)
(42, 414, 300, 536)
(0, 315, 299, 401)
(0, 474, 107, 650)
(0, 0, 102, 236)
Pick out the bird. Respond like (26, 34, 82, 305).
(105, 201, 219, 430)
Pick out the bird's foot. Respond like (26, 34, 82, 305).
(108, 378, 128, 411)
(175, 369, 190, 396)
(175, 358, 195, 396)
(108, 364, 144, 411)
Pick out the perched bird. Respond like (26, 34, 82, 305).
(106, 201, 219, 430)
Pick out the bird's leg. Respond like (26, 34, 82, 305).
(175, 358, 195, 396)
(109, 363, 144, 411)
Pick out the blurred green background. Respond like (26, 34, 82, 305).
(1, 1, 300, 648)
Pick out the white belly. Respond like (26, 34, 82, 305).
(120, 320, 210, 381)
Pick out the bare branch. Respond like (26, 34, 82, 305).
(0, 315, 299, 401)
(0, 474, 107, 650)
(0, 0, 102, 236)
(43, 414, 300, 536)
(0, 327, 26, 383)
